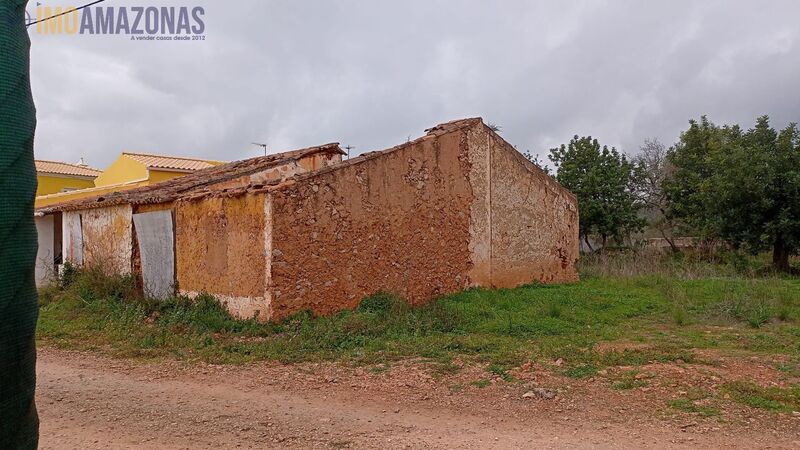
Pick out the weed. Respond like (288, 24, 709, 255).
(611, 370, 648, 390)
(722, 381, 800, 412)
(546, 301, 563, 319)
(488, 364, 514, 382)
(470, 379, 490, 388)
(746, 305, 772, 328)
(671, 307, 689, 326)
(563, 364, 598, 379)
(667, 398, 721, 417)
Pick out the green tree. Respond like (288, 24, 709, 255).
(667, 116, 800, 271)
(549, 136, 645, 250)
(712, 117, 800, 271)
(663, 117, 739, 239)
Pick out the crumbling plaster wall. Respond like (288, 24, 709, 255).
(488, 131, 580, 285)
(465, 125, 492, 286)
(175, 193, 270, 320)
(267, 130, 475, 320)
(80, 204, 133, 274)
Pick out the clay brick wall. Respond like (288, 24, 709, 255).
(266, 129, 475, 320)
(487, 131, 580, 285)
(175, 193, 271, 319)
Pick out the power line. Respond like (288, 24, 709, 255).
(26, 0, 107, 28)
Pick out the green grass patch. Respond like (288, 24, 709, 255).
(722, 381, 800, 412)
(488, 364, 514, 381)
(667, 388, 721, 417)
(667, 398, 721, 417)
(611, 370, 649, 390)
(37, 265, 800, 372)
(563, 364, 598, 379)
(470, 379, 490, 388)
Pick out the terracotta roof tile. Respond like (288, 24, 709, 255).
(122, 152, 220, 171)
(35, 160, 102, 178)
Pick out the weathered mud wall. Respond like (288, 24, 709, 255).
(488, 132, 579, 285)
(465, 126, 492, 286)
(296, 152, 342, 172)
(175, 193, 270, 320)
(80, 204, 133, 274)
(206, 161, 303, 192)
(268, 130, 475, 320)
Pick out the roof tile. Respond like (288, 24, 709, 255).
(35, 160, 102, 177)
(123, 152, 220, 171)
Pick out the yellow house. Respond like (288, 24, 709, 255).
(35, 160, 102, 196)
(93, 152, 224, 187)
(35, 152, 225, 208)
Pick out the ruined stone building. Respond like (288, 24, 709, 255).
(36, 118, 579, 321)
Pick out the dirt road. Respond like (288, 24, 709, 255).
(37, 348, 798, 449)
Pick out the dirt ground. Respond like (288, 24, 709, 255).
(37, 347, 799, 449)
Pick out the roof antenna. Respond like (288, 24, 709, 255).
(76, 157, 87, 167)
(343, 145, 355, 159)
(251, 142, 268, 156)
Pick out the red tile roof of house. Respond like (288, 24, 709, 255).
(122, 152, 221, 172)
(35, 160, 102, 178)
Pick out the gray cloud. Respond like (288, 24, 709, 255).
(29, 0, 800, 169)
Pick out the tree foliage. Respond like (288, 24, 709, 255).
(522, 150, 551, 174)
(666, 116, 800, 271)
(549, 136, 645, 249)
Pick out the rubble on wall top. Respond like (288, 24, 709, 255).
(144, 118, 490, 201)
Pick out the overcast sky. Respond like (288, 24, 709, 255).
(28, 0, 800, 169)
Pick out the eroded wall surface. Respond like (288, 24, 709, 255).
(488, 132, 580, 285)
(175, 193, 270, 320)
(268, 131, 475, 319)
(465, 125, 492, 286)
(62, 210, 83, 265)
(80, 204, 133, 274)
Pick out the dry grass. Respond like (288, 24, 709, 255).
(577, 249, 795, 280)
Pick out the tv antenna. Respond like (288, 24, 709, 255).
(344, 145, 355, 159)
(251, 142, 268, 156)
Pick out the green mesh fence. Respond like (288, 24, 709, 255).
(0, 0, 40, 448)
